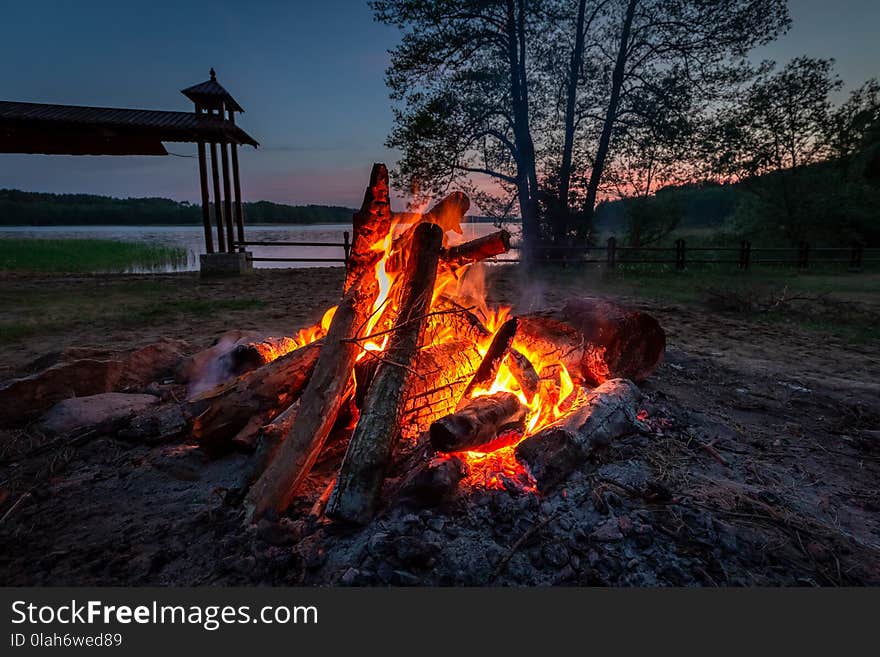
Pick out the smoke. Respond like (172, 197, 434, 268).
(185, 333, 253, 398)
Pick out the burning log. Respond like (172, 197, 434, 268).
(425, 296, 491, 345)
(227, 336, 304, 374)
(246, 164, 392, 521)
(457, 317, 518, 408)
(505, 348, 539, 403)
(514, 378, 642, 491)
(190, 341, 322, 456)
(441, 230, 511, 270)
(430, 391, 527, 453)
(353, 338, 485, 436)
(327, 222, 445, 525)
(515, 298, 665, 386)
(399, 340, 484, 434)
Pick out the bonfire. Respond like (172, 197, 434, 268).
(169, 164, 661, 525)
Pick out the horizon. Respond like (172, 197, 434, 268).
(1, 0, 878, 207)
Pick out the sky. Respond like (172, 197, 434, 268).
(1, 0, 878, 207)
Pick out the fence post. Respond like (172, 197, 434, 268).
(343, 230, 351, 265)
(606, 236, 617, 269)
(674, 238, 686, 270)
(797, 241, 810, 269)
(849, 242, 863, 272)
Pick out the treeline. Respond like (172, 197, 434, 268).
(0, 189, 355, 226)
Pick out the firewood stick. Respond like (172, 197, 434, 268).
(514, 378, 642, 491)
(309, 479, 337, 518)
(441, 229, 511, 269)
(505, 348, 539, 403)
(390, 192, 470, 260)
(237, 400, 300, 489)
(189, 341, 322, 457)
(430, 391, 527, 453)
(456, 317, 518, 409)
(515, 299, 665, 386)
(245, 164, 391, 521)
(327, 222, 445, 525)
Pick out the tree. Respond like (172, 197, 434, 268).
(373, 0, 546, 261)
(376, 0, 789, 259)
(706, 59, 880, 245)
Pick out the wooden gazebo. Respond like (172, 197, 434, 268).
(0, 69, 259, 272)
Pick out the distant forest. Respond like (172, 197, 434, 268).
(0, 189, 356, 226)
(0, 189, 507, 227)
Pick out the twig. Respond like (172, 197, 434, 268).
(0, 489, 33, 524)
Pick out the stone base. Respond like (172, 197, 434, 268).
(199, 251, 254, 277)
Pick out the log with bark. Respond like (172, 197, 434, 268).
(430, 391, 527, 453)
(327, 222, 445, 524)
(514, 378, 642, 491)
(441, 230, 511, 270)
(227, 336, 306, 374)
(245, 163, 392, 521)
(514, 298, 665, 386)
(189, 341, 322, 456)
(456, 317, 518, 408)
(504, 348, 540, 403)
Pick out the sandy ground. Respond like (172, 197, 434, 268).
(1, 267, 878, 585)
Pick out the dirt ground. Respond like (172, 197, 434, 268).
(1, 267, 878, 586)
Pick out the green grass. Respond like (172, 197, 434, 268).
(531, 264, 880, 344)
(0, 238, 187, 273)
(0, 277, 265, 345)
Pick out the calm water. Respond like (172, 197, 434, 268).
(0, 222, 516, 272)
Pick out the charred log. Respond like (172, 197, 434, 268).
(441, 230, 511, 270)
(457, 317, 518, 408)
(190, 341, 322, 456)
(515, 298, 665, 386)
(245, 163, 391, 521)
(505, 348, 540, 403)
(514, 378, 642, 491)
(327, 222, 445, 525)
(431, 391, 527, 453)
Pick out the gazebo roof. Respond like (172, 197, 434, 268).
(0, 100, 258, 155)
(181, 69, 244, 113)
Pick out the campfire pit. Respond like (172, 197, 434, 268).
(194, 163, 664, 525)
(37, 163, 663, 526)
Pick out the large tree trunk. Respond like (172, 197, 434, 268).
(505, 0, 540, 266)
(245, 164, 392, 521)
(515, 378, 641, 490)
(558, 0, 589, 225)
(581, 0, 637, 240)
(327, 222, 445, 524)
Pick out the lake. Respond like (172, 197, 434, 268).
(0, 222, 518, 272)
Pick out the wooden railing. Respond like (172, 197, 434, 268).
(233, 233, 878, 272)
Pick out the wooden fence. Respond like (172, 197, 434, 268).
(234, 234, 878, 271)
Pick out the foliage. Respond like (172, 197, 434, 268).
(0, 189, 354, 226)
(621, 191, 682, 248)
(375, 0, 790, 259)
(704, 59, 880, 245)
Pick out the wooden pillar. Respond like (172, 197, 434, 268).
(230, 143, 245, 252)
(220, 141, 235, 253)
(197, 142, 214, 254)
(229, 111, 246, 252)
(209, 142, 226, 252)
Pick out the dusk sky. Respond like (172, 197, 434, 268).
(1, 0, 878, 207)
